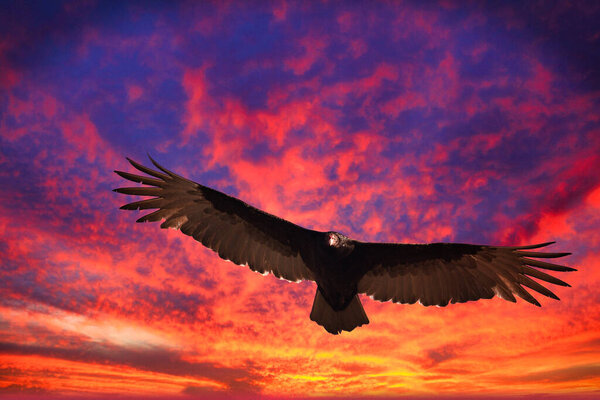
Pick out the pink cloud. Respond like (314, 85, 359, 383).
(529, 60, 577, 102)
(272, 1, 287, 22)
(381, 91, 426, 118)
(336, 11, 355, 33)
(348, 38, 367, 58)
(126, 84, 144, 102)
(0, 64, 20, 89)
(321, 63, 400, 110)
(391, 7, 449, 45)
(426, 52, 460, 108)
(0, 39, 20, 90)
(181, 66, 217, 144)
(7, 92, 61, 125)
(284, 34, 329, 75)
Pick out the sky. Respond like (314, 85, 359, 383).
(1, 0, 600, 398)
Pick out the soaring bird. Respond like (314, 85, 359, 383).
(114, 156, 575, 334)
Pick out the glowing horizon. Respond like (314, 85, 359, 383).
(1, 1, 599, 398)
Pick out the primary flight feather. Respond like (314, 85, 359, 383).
(114, 156, 575, 334)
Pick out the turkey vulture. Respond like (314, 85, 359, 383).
(114, 156, 575, 334)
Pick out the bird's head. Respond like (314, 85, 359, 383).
(327, 232, 340, 247)
(326, 232, 354, 253)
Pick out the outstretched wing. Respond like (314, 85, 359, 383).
(114, 156, 315, 282)
(354, 242, 574, 307)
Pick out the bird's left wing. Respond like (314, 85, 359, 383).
(354, 241, 574, 307)
(114, 156, 315, 282)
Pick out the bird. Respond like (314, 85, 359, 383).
(114, 156, 575, 334)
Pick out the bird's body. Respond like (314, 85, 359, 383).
(305, 232, 356, 309)
(114, 156, 575, 334)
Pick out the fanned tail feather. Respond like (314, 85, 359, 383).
(310, 290, 369, 334)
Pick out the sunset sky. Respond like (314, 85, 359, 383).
(1, 1, 600, 398)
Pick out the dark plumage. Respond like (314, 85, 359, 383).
(114, 156, 576, 334)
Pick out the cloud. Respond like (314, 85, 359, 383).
(494, 363, 600, 385)
(0, 341, 261, 393)
(0, 383, 47, 394)
(284, 34, 329, 76)
(421, 344, 462, 369)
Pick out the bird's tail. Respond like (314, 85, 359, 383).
(310, 289, 369, 334)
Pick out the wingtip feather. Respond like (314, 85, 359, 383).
(515, 250, 572, 258)
(508, 241, 556, 250)
(146, 153, 190, 181)
(522, 258, 577, 272)
(147, 153, 165, 172)
(126, 157, 138, 167)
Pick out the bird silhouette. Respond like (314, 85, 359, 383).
(114, 156, 575, 334)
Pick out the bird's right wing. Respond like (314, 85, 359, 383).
(114, 157, 315, 282)
(354, 241, 575, 307)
